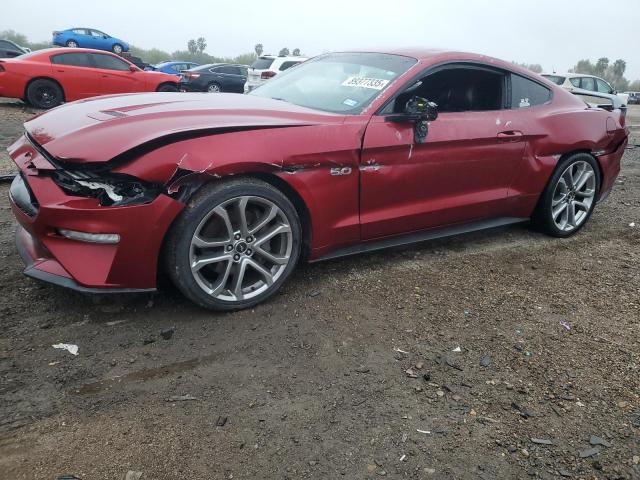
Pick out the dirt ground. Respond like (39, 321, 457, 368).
(0, 100, 639, 480)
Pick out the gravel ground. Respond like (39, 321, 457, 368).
(0, 101, 639, 479)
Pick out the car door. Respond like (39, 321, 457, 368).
(91, 53, 138, 94)
(72, 29, 92, 48)
(213, 65, 244, 92)
(88, 29, 108, 50)
(359, 65, 526, 239)
(50, 52, 100, 99)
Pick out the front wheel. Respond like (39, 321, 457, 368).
(532, 153, 600, 237)
(112, 44, 123, 54)
(164, 179, 302, 311)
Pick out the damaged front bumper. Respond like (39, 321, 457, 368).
(8, 134, 185, 291)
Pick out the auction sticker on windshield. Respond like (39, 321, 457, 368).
(341, 77, 390, 90)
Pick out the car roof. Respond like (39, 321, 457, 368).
(543, 72, 603, 79)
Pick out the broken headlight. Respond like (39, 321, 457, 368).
(51, 169, 162, 207)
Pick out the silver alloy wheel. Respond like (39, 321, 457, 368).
(189, 195, 293, 302)
(207, 84, 221, 93)
(113, 44, 123, 54)
(67, 41, 78, 48)
(551, 160, 596, 232)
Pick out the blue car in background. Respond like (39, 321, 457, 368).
(145, 61, 200, 76)
(52, 28, 129, 54)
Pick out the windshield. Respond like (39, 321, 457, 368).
(250, 52, 417, 114)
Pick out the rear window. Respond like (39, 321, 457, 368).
(51, 52, 93, 67)
(511, 74, 551, 108)
(251, 57, 274, 70)
(542, 75, 565, 85)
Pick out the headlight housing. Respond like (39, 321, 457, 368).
(51, 169, 162, 207)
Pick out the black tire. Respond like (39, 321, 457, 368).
(164, 178, 302, 311)
(532, 152, 601, 238)
(65, 40, 78, 48)
(206, 82, 222, 93)
(112, 44, 123, 54)
(157, 83, 179, 92)
(26, 79, 64, 109)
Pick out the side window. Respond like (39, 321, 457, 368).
(50, 53, 93, 67)
(569, 77, 581, 88)
(279, 61, 300, 71)
(391, 67, 506, 113)
(92, 54, 130, 71)
(580, 77, 596, 91)
(510, 74, 551, 108)
(216, 66, 236, 74)
(596, 79, 613, 94)
(90, 30, 104, 38)
(239, 66, 248, 76)
(72, 29, 87, 35)
(171, 64, 184, 72)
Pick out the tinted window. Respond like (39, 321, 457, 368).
(251, 57, 274, 70)
(279, 61, 300, 71)
(239, 66, 248, 76)
(542, 75, 565, 85)
(92, 54, 130, 71)
(511, 74, 551, 108)
(216, 65, 237, 74)
(0, 40, 14, 49)
(596, 78, 613, 94)
(580, 77, 596, 91)
(51, 52, 93, 67)
(389, 67, 506, 113)
(569, 77, 581, 87)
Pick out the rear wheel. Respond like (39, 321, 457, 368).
(157, 83, 179, 92)
(112, 44, 123, 54)
(165, 179, 302, 311)
(26, 79, 64, 109)
(207, 82, 222, 93)
(532, 153, 600, 237)
(65, 40, 78, 48)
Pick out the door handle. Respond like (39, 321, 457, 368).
(497, 130, 523, 141)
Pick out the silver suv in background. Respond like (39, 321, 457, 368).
(542, 73, 629, 106)
(244, 55, 307, 93)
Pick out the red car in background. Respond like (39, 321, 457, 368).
(0, 48, 179, 109)
(7, 49, 628, 311)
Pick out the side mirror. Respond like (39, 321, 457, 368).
(129, 65, 137, 72)
(386, 96, 438, 144)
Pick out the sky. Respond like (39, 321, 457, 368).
(4, 0, 640, 81)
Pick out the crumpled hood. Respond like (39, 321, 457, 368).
(25, 92, 344, 163)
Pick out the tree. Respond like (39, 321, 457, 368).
(254, 43, 263, 56)
(595, 57, 609, 76)
(292, 48, 301, 56)
(629, 80, 640, 91)
(196, 37, 207, 54)
(572, 59, 594, 75)
(612, 59, 626, 78)
(187, 39, 197, 55)
(279, 47, 290, 56)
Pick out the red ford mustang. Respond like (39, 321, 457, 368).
(8, 49, 628, 310)
(0, 47, 179, 109)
